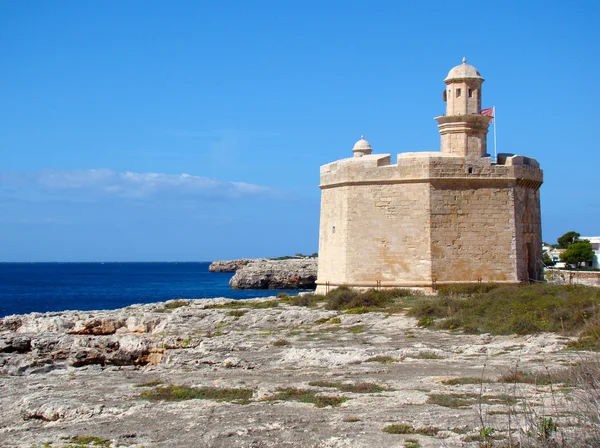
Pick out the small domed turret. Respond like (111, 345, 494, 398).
(352, 136, 372, 157)
(444, 57, 483, 82)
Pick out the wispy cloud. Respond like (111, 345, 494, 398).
(0, 169, 272, 200)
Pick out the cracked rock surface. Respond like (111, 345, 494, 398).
(0, 297, 595, 447)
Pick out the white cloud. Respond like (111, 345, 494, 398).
(0, 169, 272, 200)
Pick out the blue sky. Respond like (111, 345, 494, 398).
(1, 1, 598, 261)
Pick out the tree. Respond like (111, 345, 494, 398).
(557, 231, 580, 249)
(560, 240, 594, 267)
(542, 252, 555, 267)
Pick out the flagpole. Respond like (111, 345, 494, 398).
(493, 106, 497, 163)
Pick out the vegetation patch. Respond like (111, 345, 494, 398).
(408, 284, 600, 336)
(404, 440, 422, 448)
(227, 310, 247, 317)
(263, 387, 347, 407)
(441, 377, 489, 385)
(413, 351, 443, 359)
(139, 385, 253, 404)
(347, 324, 365, 334)
(308, 381, 390, 393)
(497, 368, 573, 386)
(365, 355, 399, 364)
(427, 392, 517, 409)
(272, 339, 290, 347)
(343, 416, 361, 422)
(324, 286, 417, 312)
(383, 424, 438, 436)
(206, 300, 280, 310)
(67, 436, 110, 447)
(279, 292, 326, 307)
(163, 299, 189, 309)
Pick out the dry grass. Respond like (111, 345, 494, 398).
(408, 284, 600, 339)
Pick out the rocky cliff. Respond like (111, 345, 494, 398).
(229, 258, 318, 289)
(208, 258, 266, 272)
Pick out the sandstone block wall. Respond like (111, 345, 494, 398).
(316, 152, 543, 294)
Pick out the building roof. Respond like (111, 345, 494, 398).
(444, 57, 483, 82)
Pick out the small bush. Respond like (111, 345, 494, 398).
(227, 310, 247, 317)
(417, 316, 436, 327)
(272, 339, 290, 347)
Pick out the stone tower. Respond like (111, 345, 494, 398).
(315, 59, 543, 294)
(436, 57, 490, 159)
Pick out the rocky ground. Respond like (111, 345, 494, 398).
(0, 296, 597, 448)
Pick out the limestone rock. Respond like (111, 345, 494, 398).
(229, 258, 318, 289)
(208, 258, 266, 272)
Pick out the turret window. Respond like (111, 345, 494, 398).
(468, 88, 473, 98)
(456, 88, 462, 97)
(443, 90, 447, 101)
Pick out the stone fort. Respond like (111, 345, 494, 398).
(315, 59, 543, 294)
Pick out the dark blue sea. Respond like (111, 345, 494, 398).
(0, 262, 304, 318)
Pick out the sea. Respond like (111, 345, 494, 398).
(0, 262, 305, 318)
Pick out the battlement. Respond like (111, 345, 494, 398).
(320, 152, 543, 190)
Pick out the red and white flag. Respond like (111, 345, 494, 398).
(481, 107, 494, 123)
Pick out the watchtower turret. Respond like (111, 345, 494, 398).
(435, 58, 491, 159)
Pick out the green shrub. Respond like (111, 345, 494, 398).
(139, 385, 253, 404)
(324, 287, 414, 311)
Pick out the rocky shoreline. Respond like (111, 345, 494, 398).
(209, 258, 318, 290)
(0, 296, 594, 447)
